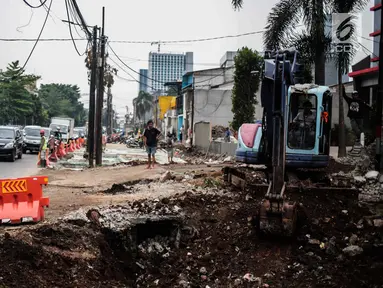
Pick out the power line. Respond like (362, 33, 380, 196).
(107, 56, 157, 90)
(22, 0, 48, 8)
(108, 43, 232, 86)
(21, 0, 52, 70)
(358, 42, 378, 58)
(109, 30, 264, 44)
(69, 0, 91, 37)
(64, 0, 88, 56)
(0, 38, 85, 42)
(108, 43, 163, 84)
(16, 8, 34, 32)
(0, 29, 264, 43)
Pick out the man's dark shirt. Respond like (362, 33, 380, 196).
(54, 131, 62, 140)
(144, 128, 160, 147)
(344, 97, 367, 119)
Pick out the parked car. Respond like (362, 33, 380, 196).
(0, 126, 23, 162)
(23, 125, 42, 154)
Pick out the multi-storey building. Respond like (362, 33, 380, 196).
(148, 52, 193, 92)
(138, 69, 148, 92)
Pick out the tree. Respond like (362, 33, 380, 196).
(231, 0, 368, 86)
(231, 47, 263, 131)
(38, 84, 87, 126)
(136, 91, 153, 125)
(0, 61, 41, 125)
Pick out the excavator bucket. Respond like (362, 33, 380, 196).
(257, 199, 297, 237)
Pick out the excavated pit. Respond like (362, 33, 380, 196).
(0, 182, 383, 287)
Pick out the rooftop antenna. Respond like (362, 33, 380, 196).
(151, 41, 162, 52)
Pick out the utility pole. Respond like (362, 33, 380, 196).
(376, 6, 383, 171)
(95, 7, 106, 166)
(87, 26, 98, 167)
(107, 86, 112, 135)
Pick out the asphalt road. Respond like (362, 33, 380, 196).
(0, 153, 40, 179)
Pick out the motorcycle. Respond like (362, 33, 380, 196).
(125, 136, 143, 148)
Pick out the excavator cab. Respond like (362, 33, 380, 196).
(235, 86, 332, 169)
(286, 85, 332, 168)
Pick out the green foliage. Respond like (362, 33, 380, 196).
(136, 91, 153, 123)
(0, 61, 41, 125)
(231, 47, 263, 131)
(0, 61, 87, 127)
(38, 84, 87, 126)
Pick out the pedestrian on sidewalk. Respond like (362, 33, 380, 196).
(224, 127, 231, 142)
(179, 125, 184, 143)
(166, 132, 174, 164)
(143, 120, 161, 169)
(342, 87, 372, 144)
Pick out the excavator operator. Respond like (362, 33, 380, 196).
(290, 100, 316, 148)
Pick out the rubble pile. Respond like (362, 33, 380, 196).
(337, 143, 376, 174)
(211, 125, 229, 138)
(0, 176, 382, 287)
(358, 170, 383, 203)
(176, 147, 234, 165)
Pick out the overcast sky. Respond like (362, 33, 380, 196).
(0, 0, 374, 118)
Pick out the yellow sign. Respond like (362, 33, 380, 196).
(1, 180, 27, 193)
(158, 96, 177, 120)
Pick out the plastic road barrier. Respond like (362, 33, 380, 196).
(0, 176, 49, 224)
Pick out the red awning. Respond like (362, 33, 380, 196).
(369, 30, 381, 37)
(348, 66, 378, 78)
(370, 3, 382, 11)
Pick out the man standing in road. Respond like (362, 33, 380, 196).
(143, 120, 161, 169)
(343, 88, 372, 144)
(39, 129, 48, 168)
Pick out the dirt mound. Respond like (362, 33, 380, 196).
(0, 185, 382, 287)
(0, 224, 134, 288)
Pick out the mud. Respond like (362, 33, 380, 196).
(0, 177, 382, 288)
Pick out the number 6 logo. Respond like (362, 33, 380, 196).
(336, 16, 353, 42)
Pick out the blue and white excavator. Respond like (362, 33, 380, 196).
(233, 49, 333, 235)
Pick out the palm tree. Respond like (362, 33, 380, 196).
(136, 91, 153, 126)
(232, 0, 369, 156)
(231, 0, 368, 86)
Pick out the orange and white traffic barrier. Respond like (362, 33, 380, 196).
(69, 140, 75, 152)
(58, 142, 66, 157)
(0, 176, 49, 224)
(49, 146, 58, 162)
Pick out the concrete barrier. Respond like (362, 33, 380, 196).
(209, 141, 237, 156)
(196, 140, 237, 156)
